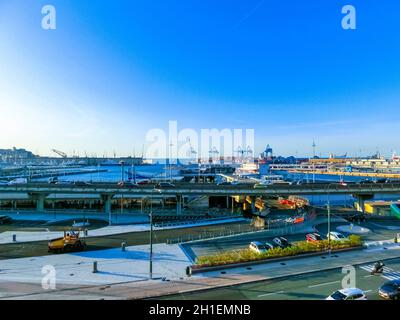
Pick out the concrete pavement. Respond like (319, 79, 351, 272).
(1, 240, 400, 299)
(0, 217, 246, 244)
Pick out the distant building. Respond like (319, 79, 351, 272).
(0, 147, 36, 163)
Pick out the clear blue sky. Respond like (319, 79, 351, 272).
(0, 0, 399, 157)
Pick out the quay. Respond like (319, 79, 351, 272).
(1, 168, 108, 181)
(285, 170, 400, 179)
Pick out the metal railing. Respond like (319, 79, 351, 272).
(166, 215, 309, 244)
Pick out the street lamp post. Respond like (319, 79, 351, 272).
(149, 191, 154, 280)
(120, 161, 125, 182)
(327, 186, 332, 257)
(149, 189, 162, 280)
(326, 181, 347, 257)
(149, 202, 153, 280)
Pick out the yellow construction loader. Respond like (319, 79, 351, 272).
(48, 230, 86, 253)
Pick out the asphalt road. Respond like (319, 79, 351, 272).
(0, 220, 251, 260)
(160, 257, 400, 300)
(2, 181, 400, 197)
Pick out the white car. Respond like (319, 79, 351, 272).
(249, 241, 270, 254)
(8, 178, 28, 185)
(327, 231, 347, 241)
(326, 288, 367, 300)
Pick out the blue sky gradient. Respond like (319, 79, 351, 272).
(0, 0, 399, 157)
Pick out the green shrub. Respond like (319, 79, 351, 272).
(195, 235, 363, 267)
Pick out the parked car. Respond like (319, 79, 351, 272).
(347, 213, 366, 222)
(56, 180, 73, 185)
(0, 215, 12, 225)
(358, 179, 373, 184)
(327, 231, 347, 241)
(249, 241, 270, 254)
(375, 178, 390, 184)
(155, 182, 175, 189)
(8, 178, 28, 185)
(306, 233, 322, 243)
(117, 181, 139, 188)
(272, 237, 291, 248)
(326, 288, 367, 300)
(379, 280, 400, 300)
(48, 177, 58, 184)
(253, 183, 271, 188)
(74, 181, 92, 187)
(264, 242, 275, 250)
(217, 181, 231, 186)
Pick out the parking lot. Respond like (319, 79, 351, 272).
(160, 257, 400, 300)
(182, 218, 400, 261)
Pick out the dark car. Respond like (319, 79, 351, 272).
(379, 280, 400, 300)
(359, 179, 373, 184)
(347, 213, 366, 222)
(272, 237, 291, 248)
(0, 215, 12, 225)
(306, 233, 322, 243)
(74, 181, 92, 187)
(217, 181, 231, 186)
(375, 178, 390, 184)
(48, 177, 59, 184)
(155, 182, 176, 189)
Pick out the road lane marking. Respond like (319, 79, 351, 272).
(308, 280, 340, 288)
(258, 290, 285, 297)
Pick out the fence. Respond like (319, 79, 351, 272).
(166, 213, 312, 245)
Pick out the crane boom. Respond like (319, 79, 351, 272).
(51, 149, 68, 158)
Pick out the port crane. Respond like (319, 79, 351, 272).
(246, 146, 253, 158)
(186, 137, 197, 158)
(51, 149, 68, 158)
(208, 147, 219, 164)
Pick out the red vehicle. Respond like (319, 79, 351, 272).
(117, 181, 139, 188)
(306, 233, 322, 243)
(279, 199, 295, 206)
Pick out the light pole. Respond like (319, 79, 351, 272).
(120, 161, 125, 182)
(119, 161, 125, 224)
(326, 181, 347, 257)
(327, 184, 332, 257)
(149, 188, 162, 280)
(149, 194, 153, 280)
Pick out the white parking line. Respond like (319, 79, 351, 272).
(308, 280, 340, 288)
(258, 290, 285, 297)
